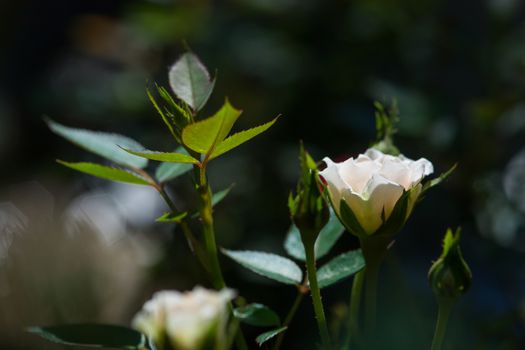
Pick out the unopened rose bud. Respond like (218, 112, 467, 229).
(132, 286, 235, 350)
(289, 145, 330, 244)
(428, 228, 472, 299)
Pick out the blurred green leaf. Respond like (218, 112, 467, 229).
(182, 99, 241, 155)
(284, 209, 345, 261)
(121, 148, 200, 164)
(57, 161, 151, 186)
(255, 327, 287, 347)
(210, 117, 279, 159)
(155, 211, 188, 223)
(212, 185, 234, 206)
(234, 303, 281, 327)
(147, 87, 178, 140)
(46, 119, 148, 168)
(169, 52, 215, 111)
(222, 249, 303, 285)
(27, 324, 154, 349)
(318, 250, 365, 289)
(155, 147, 194, 183)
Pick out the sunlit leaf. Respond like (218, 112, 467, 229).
(155, 212, 188, 223)
(181, 100, 241, 155)
(121, 148, 200, 164)
(57, 161, 151, 186)
(27, 324, 155, 349)
(47, 119, 148, 168)
(318, 250, 365, 288)
(255, 327, 287, 347)
(284, 209, 345, 261)
(169, 52, 215, 111)
(234, 303, 280, 327)
(155, 147, 194, 183)
(209, 117, 279, 159)
(222, 249, 302, 285)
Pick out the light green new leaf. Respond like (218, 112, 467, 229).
(255, 327, 287, 347)
(234, 303, 281, 327)
(317, 250, 365, 288)
(147, 87, 177, 140)
(169, 52, 215, 111)
(284, 209, 345, 261)
(57, 161, 151, 186)
(209, 117, 279, 159)
(46, 119, 148, 168)
(27, 324, 154, 349)
(222, 249, 303, 285)
(121, 148, 200, 164)
(182, 100, 242, 154)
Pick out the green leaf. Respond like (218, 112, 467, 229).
(209, 117, 279, 159)
(27, 324, 154, 349)
(212, 185, 234, 206)
(284, 209, 345, 261)
(255, 327, 287, 347)
(155, 147, 194, 183)
(182, 100, 242, 155)
(424, 163, 457, 192)
(339, 200, 368, 238)
(169, 52, 215, 111)
(155, 162, 193, 183)
(147, 87, 177, 140)
(57, 161, 151, 186)
(46, 119, 148, 168)
(234, 303, 281, 327)
(156, 212, 188, 223)
(121, 148, 200, 164)
(318, 250, 365, 289)
(222, 249, 303, 285)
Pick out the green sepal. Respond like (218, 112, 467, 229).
(57, 161, 151, 186)
(419, 163, 457, 201)
(374, 189, 410, 237)
(339, 199, 368, 238)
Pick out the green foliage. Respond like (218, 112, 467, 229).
(420, 163, 457, 200)
(428, 228, 472, 299)
(47, 119, 148, 168)
(209, 117, 279, 160)
(317, 250, 365, 289)
(169, 52, 215, 111)
(233, 303, 281, 327)
(121, 148, 200, 164)
(155, 162, 193, 183)
(155, 211, 188, 223)
(27, 324, 154, 349)
(255, 327, 287, 347)
(57, 161, 151, 186)
(284, 209, 345, 261)
(371, 101, 400, 156)
(222, 249, 303, 285)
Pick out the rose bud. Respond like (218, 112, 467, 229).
(132, 286, 235, 350)
(428, 228, 472, 299)
(319, 148, 434, 238)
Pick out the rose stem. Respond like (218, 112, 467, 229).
(272, 286, 307, 350)
(304, 239, 332, 349)
(431, 298, 454, 350)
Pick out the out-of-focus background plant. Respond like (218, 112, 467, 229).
(1, 0, 524, 349)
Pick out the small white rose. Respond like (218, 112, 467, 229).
(132, 286, 235, 350)
(319, 148, 433, 236)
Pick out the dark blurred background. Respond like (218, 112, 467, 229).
(1, 0, 525, 349)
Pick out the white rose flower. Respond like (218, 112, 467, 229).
(319, 148, 433, 236)
(132, 286, 235, 350)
